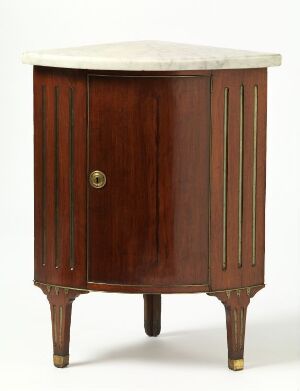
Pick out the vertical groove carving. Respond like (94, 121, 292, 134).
(252, 85, 258, 266)
(210, 69, 266, 291)
(233, 308, 238, 350)
(34, 68, 87, 288)
(240, 307, 244, 349)
(54, 86, 60, 269)
(222, 88, 229, 270)
(238, 85, 244, 268)
(69, 88, 75, 270)
(53, 304, 57, 344)
(59, 305, 63, 346)
(155, 97, 160, 265)
(42, 85, 47, 267)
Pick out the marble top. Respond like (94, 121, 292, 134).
(21, 40, 281, 71)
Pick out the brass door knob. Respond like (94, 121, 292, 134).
(89, 170, 106, 189)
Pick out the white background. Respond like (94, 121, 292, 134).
(0, 0, 299, 390)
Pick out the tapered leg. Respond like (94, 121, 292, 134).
(208, 286, 263, 371)
(143, 294, 161, 337)
(36, 283, 88, 367)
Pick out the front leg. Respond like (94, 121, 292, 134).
(208, 286, 263, 371)
(36, 282, 88, 368)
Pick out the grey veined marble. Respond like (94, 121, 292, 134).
(22, 40, 281, 71)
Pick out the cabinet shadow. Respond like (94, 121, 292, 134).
(71, 314, 300, 369)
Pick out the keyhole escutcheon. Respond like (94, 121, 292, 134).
(89, 170, 106, 189)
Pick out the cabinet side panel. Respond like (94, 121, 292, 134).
(34, 66, 87, 288)
(210, 69, 267, 290)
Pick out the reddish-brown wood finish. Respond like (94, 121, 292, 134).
(32, 66, 269, 370)
(88, 75, 210, 286)
(143, 294, 161, 336)
(86, 282, 209, 293)
(33, 67, 267, 294)
(210, 69, 267, 291)
(208, 286, 263, 369)
(36, 282, 88, 367)
(34, 67, 87, 288)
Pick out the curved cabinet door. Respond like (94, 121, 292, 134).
(88, 75, 210, 286)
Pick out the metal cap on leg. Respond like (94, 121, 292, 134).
(228, 358, 244, 371)
(53, 355, 69, 368)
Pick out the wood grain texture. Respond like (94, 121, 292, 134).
(88, 75, 211, 286)
(34, 66, 87, 288)
(32, 67, 270, 370)
(210, 69, 267, 291)
(34, 67, 267, 294)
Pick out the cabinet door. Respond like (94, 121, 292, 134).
(88, 75, 210, 286)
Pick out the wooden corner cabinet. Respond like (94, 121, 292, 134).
(22, 41, 281, 370)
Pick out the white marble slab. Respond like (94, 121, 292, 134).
(21, 40, 281, 71)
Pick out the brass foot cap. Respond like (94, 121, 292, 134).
(53, 355, 69, 368)
(228, 358, 244, 371)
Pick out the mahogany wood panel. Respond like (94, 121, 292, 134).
(210, 69, 267, 291)
(34, 67, 87, 288)
(143, 294, 161, 336)
(88, 75, 211, 286)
